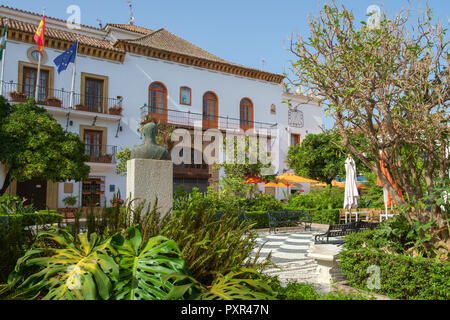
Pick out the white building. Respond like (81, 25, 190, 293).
(0, 5, 322, 210)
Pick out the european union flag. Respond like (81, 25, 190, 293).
(54, 40, 78, 73)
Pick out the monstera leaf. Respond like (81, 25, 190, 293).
(111, 227, 192, 300)
(7, 228, 118, 300)
(198, 268, 275, 300)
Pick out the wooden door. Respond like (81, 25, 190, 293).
(148, 82, 167, 122)
(16, 179, 47, 210)
(85, 78, 104, 113)
(22, 67, 49, 102)
(84, 130, 103, 162)
(202, 92, 218, 129)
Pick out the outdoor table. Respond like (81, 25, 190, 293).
(344, 211, 370, 223)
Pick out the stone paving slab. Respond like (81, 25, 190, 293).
(252, 228, 346, 294)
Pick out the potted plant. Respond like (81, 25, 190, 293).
(74, 104, 89, 112)
(98, 154, 113, 163)
(45, 96, 62, 108)
(108, 105, 123, 116)
(62, 195, 77, 219)
(9, 91, 27, 102)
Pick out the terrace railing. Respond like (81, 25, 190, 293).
(84, 144, 117, 164)
(140, 104, 278, 131)
(1, 80, 122, 115)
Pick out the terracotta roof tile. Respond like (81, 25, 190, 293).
(119, 28, 284, 82)
(0, 17, 123, 53)
(122, 28, 230, 64)
(0, 5, 103, 31)
(105, 23, 153, 35)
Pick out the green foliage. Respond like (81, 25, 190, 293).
(194, 268, 275, 300)
(219, 174, 259, 200)
(237, 193, 283, 212)
(339, 249, 450, 300)
(0, 98, 89, 191)
(219, 135, 276, 180)
(62, 195, 77, 207)
(173, 185, 192, 211)
(111, 228, 191, 300)
(265, 276, 370, 300)
(2, 227, 193, 300)
(270, 279, 320, 300)
(245, 209, 339, 229)
(343, 214, 439, 257)
(0, 194, 35, 215)
(115, 146, 131, 176)
(286, 187, 344, 210)
(1, 211, 63, 227)
(286, 131, 346, 186)
(5, 228, 117, 300)
(161, 200, 260, 285)
(0, 218, 35, 283)
(357, 172, 384, 209)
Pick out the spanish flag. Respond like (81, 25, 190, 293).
(34, 14, 45, 54)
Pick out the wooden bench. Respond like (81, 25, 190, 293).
(267, 209, 312, 233)
(314, 221, 378, 243)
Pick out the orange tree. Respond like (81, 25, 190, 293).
(0, 97, 89, 195)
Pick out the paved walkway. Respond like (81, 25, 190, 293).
(251, 227, 339, 293)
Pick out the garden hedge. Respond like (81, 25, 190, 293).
(339, 249, 450, 300)
(0, 210, 63, 227)
(245, 208, 339, 229)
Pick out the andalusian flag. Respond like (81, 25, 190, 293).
(0, 20, 7, 60)
(34, 14, 45, 54)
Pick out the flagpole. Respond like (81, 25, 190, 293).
(34, 8, 45, 102)
(0, 19, 7, 96)
(69, 38, 78, 109)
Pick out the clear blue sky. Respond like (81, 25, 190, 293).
(5, 0, 450, 129)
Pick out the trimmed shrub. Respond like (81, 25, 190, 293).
(245, 209, 339, 229)
(303, 208, 340, 224)
(0, 210, 63, 227)
(339, 249, 450, 300)
(245, 211, 269, 229)
(286, 188, 344, 210)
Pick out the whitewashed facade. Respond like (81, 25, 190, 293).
(0, 6, 322, 209)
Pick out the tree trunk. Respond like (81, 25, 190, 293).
(0, 163, 10, 196)
(0, 171, 11, 196)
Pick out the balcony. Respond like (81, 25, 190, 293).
(140, 105, 277, 131)
(84, 144, 117, 164)
(1, 81, 122, 116)
(173, 163, 210, 179)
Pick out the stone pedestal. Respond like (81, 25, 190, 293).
(126, 159, 173, 218)
(308, 244, 342, 286)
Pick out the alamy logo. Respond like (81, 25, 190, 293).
(66, 5, 81, 30)
(367, 5, 381, 30)
(366, 265, 381, 290)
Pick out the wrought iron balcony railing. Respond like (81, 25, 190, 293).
(1, 81, 122, 115)
(140, 105, 278, 131)
(84, 144, 117, 164)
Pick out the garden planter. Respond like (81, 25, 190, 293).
(46, 100, 62, 108)
(108, 107, 122, 116)
(74, 104, 89, 112)
(9, 93, 27, 102)
(98, 155, 113, 163)
(63, 207, 76, 219)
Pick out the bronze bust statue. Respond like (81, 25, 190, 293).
(131, 122, 171, 160)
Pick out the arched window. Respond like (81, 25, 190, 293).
(148, 82, 167, 122)
(240, 98, 253, 130)
(202, 91, 218, 129)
